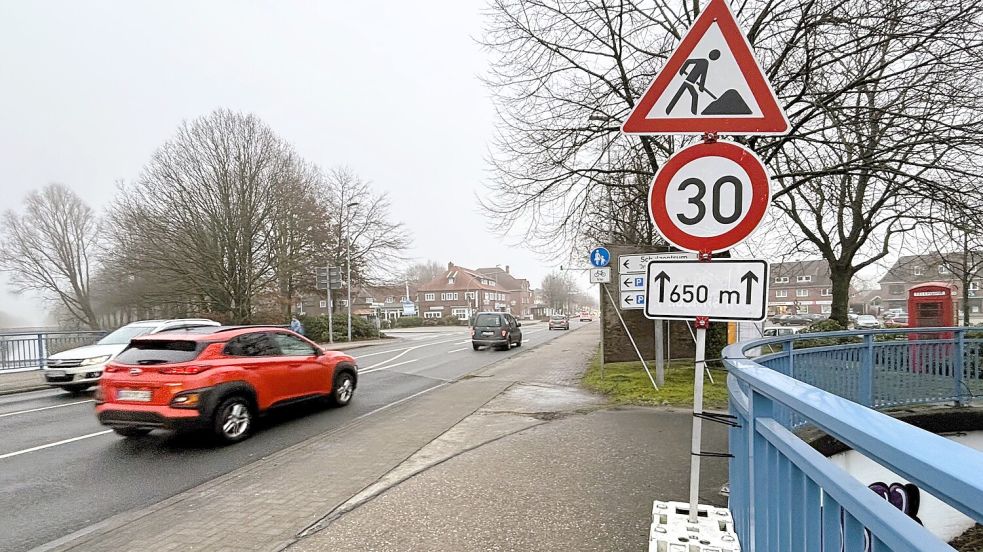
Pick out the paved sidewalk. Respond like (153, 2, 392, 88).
(291, 324, 729, 552)
(0, 370, 47, 396)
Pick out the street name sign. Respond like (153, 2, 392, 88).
(589, 267, 611, 284)
(621, 0, 789, 136)
(619, 252, 696, 274)
(643, 258, 768, 321)
(649, 141, 771, 253)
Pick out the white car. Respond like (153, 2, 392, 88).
(855, 315, 881, 330)
(42, 319, 220, 393)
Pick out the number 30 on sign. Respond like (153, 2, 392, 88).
(648, 141, 771, 253)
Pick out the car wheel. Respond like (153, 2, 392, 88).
(330, 372, 355, 407)
(515, 340, 522, 347)
(63, 384, 91, 395)
(472, 343, 481, 351)
(113, 427, 151, 438)
(213, 396, 253, 444)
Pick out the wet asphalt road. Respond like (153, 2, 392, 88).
(0, 321, 589, 552)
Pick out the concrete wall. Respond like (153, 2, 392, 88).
(599, 244, 697, 363)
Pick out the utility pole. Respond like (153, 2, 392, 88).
(346, 201, 359, 342)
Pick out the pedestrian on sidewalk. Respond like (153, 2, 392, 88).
(290, 317, 305, 336)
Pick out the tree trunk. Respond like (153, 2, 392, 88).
(829, 266, 854, 327)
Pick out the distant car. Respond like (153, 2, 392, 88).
(96, 326, 357, 443)
(855, 315, 881, 329)
(43, 318, 220, 394)
(471, 312, 522, 351)
(548, 314, 570, 330)
(885, 315, 909, 328)
(579, 311, 593, 322)
(763, 326, 800, 337)
(781, 313, 811, 326)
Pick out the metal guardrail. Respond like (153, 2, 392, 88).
(724, 327, 983, 551)
(0, 331, 105, 371)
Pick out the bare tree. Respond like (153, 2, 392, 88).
(480, 0, 983, 325)
(323, 167, 412, 290)
(541, 271, 578, 311)
(919, 203, 983, 325)
(402, 260, 446, 287)
(107, 109, 295, 323)
(0, 184, 101, 329)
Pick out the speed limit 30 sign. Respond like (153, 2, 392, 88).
(649, 141, 770, 253)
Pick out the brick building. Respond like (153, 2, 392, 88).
(297, 284, 417, 321)
(416, 262, 534, 321)
(877, 253, 982, 316)
(767, 260, 835, 316)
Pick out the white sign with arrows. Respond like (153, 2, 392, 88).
(619, 252, 695, 274)
(643, 258, 769, 321)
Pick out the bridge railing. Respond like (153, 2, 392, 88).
(724, 327, 983, 551)
(0, 331, 105, 371)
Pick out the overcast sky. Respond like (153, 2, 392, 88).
(0, 1, 585, 325)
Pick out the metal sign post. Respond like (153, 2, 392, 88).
(689, 313, 709, 523)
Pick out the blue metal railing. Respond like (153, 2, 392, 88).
(724, 327, 983, 551)
(0, 331, 105, 371)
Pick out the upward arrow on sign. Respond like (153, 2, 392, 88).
(653, 271, 671, 303)
(740, 270, 759, 305)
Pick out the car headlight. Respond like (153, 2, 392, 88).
(80, 355, 111, 366)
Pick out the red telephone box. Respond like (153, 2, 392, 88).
(907, 282, 957, 331)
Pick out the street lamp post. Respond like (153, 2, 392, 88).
(346, 201, 359, 342)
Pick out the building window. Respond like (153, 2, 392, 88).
(889, 285, 904, 295)
(440, 292, 459, 301)
(319, 300, 327, 308)
(821, 305, 832, 314)
(364, 297, 374, 304)
(424, 293, 435, 301)
(796, 275, 812, 283)
(386, 296, 394, 304)
(776, 290, 788, 298)
(973, 305, 980, 313)
(452, 308, 469, 320)
(971, 282, 980, 291)
(424, 311, 442, 319)
(796, 289, 809, 297)
(939, 265, 950, 275)
(821, 288, 832, 296)
(797, 305, 810, 314)
(448, 277, 455, 285)
(340, 300, 349, 307)
(774, 276, 789, 284)
(913, 266, 924, 276)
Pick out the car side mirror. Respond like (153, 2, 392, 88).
(516, 322, 521, 327)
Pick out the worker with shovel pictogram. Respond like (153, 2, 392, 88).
(665, 49, 752, 116)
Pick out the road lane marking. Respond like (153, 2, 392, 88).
(0, 399, 95, 418)
(360, 359, 419, 374)
(455, 340, 471, 345)
(355, 337, 461, 359)
(447, 347, 469, 353)
(0, 430, 113, 461)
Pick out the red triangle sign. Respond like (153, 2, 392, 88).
(622, 0, 789, 135)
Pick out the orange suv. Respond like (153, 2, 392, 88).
(95, 326, 358, 443)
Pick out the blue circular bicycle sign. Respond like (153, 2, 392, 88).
(589, 247, 611, 268)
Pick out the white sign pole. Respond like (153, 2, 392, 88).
(688, 316, 708, 523)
